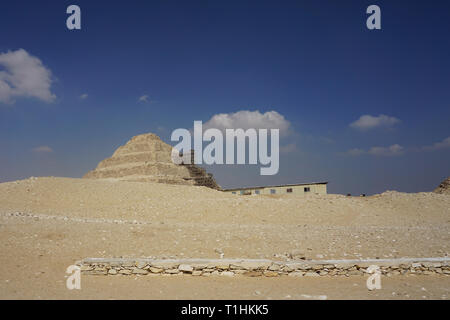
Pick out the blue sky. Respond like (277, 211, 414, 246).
(0, 0, 449, 195)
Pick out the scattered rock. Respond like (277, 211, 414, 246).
(132, 268, 148, 275)
(119, 269, 132, 275)
(244, 271, 263, 277)
(288, 272, 304, 277)
(268, 264, 281, 271)
(289, 249, 306, 260)
(165, 269, 180, 274)
(178, 264, 194, 273)
(149, 267, 163, 273)
(135, 261, 147, 269)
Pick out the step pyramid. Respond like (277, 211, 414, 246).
(433, 177, 450, 194)
(83, 133, 221, 190)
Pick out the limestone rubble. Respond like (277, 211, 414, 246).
(77, 257, 450, 277)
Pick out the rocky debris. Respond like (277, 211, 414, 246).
(288, 249, 306, 260)
(164, 269, 180, 274)
(288, 272, 305, 277)
(119, 269, 132, 275)
(433, 177, 450, 194)
(244, 271, 263, 277)
(135, 261, 147, 269)
(83, 133, 220, 190)
(304, 272, 320, 277)
(178, 264, 193, 273)
(132, 268, 148, 275)
(149, 267, 163, 273)
(78, 257, 450, 277)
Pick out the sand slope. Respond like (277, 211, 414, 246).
(0, 176, 449, 259)
(0, 177, 449, 299)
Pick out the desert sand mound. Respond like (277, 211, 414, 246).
(83, 132, 220, 189)
(1, 176, 449, 227)
(434, 177, 450, 194)
(0, 177, 449, 299)
(0, 177, 449, 259)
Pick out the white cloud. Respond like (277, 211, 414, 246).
(350, 114, 400, 131)
(203, 110, 291, 136)
(0, 49, 56, 104)
(32, 146, 53, 153)
(280, 143, 297, 153)
(368, 144, 404, 156)
(421, 137, 450, 151)
(344, 144, 404, 156)
(138, 95, 149, 102)
(345, 136, 450, 157)
(80, 93, 88, 99)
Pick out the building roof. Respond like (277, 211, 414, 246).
(223, 181, 328, 192)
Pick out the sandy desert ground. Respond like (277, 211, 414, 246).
(0, 177, 449, 299)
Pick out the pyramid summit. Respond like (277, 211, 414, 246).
(83, 133, 220, 190)
(433, 177, 450, 194)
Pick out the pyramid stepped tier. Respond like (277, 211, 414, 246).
(433, 177, 450, 194)
(83, 133, 221, 190)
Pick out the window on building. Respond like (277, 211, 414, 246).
(232, 192, 236, 194)
(255, 190, 260, 195)
(287, 188, 293, 193)
(304, 187, 310, 192)
(240, 190, 245, 195)
(270, 189, 276, 194)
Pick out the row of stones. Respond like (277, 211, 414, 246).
(79, 260, 450, 277)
